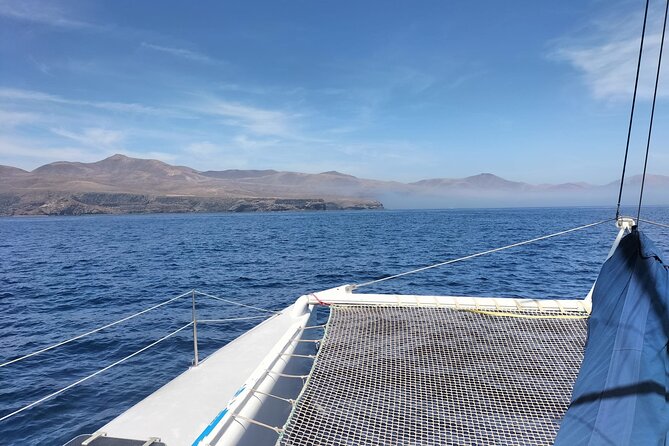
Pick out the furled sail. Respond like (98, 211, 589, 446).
(555, 230, 669, 445)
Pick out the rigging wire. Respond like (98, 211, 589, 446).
(0, 290, 191, 369)
(637, 0, 669, 225)
(639, 218, 669, 229)
(0, 322, 193, 423)
(353, 219, 612, 289)
(616, 0, 651, 220)
(195, 290, 281, 314)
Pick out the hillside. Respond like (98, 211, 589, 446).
(1, 154, 668, 215)
(0, 155, 383, 215)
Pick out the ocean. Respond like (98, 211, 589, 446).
(1, 207, 668, 445)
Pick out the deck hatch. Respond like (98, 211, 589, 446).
(278, 304, 587, 446)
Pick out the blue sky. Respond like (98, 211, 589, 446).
(1, 0, 668, 184)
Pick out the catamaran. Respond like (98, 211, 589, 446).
(2, 0, 669, 445)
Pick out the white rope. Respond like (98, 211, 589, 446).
(639, 218, 669, 229)
(250, 389, 295, 405)
(197, 316, 269, 323)
(0, 322, 193, 423)
(0, 290, 192, 369)
(232, 414, 283, 434)
(195, 291, 280, 314)
(354, 219, 613, 289)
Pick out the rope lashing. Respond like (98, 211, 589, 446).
(310, 293, 330, 306)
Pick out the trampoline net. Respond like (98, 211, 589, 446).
(278, 304, 587, 446)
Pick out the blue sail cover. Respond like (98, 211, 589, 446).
(555, 230, 669, 446)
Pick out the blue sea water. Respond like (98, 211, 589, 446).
(1, 207, 668, 445)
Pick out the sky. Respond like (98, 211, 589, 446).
(1, 0, 668, 184)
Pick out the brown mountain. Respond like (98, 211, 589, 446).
(0, 154, 383, 215)
(410, 173, 530, 191)
(1, 154, 667, 215)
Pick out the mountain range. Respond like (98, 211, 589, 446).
(0, 154, 667, 215)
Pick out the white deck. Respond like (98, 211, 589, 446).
(94, 288, 591, 446)
(99, 303, 305, 446)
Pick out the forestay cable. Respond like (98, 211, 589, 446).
(616, 0, 651, 220)
(637, 0, 669, 224)
(0, 322, 193, 423)
(0, 290, 192, 369)
(353, 219, 612, 289)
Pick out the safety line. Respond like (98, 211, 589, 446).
(0, 322, 193, 423)
(639, 218, 669, 229)
(197, 316, 269, 324)
(0, 290, 192, 369)
(353, 219, 612, 289)
(195, 291, 280, 314)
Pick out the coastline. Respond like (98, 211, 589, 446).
(0, 192, 383, 216)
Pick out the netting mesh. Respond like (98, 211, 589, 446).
(278, 305, 587, 446)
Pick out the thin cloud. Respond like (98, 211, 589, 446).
(194, 98, 302, 139)
(28, 55, 52, 75)
(0, 0, 96, 29)
(0, 87, 180, 117)
(0, 136, 106, 166)
(551, 4, 668, 100)
(214, 101, 294, 137)
(186, 141, 221, 156)
(50, 127, 125, 148)
(140, 42, 224, 66)
(0, 109, 42, 127)
(233, 134, 281, 150)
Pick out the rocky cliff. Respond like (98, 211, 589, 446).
(0, 155, 384, 216)
(0, 192, 381, 216)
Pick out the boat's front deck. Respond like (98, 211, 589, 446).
(279, 304, 587, 446)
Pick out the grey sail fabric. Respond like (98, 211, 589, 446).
(555, 230, 669, 445)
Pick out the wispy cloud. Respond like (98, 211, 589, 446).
(0, 109, 42, 127)
(50, 127, 125, 149)
(232, 134, 281, 150)
(28, 55, 52, 75)
(551, 4, 668, 100)
(0, 0, 96, 29)
(186, 141, 221, 156)
(0, 136, 106, 165)
(0, 87, 179, 117)
(0, 84, 329, 171)
(195, 98, 303, 139)
(216, 101, 294, 137)
(140, 42, 224, 66)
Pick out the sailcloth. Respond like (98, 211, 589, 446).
(555, 230, 669, 445)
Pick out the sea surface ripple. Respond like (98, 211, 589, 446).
(1, 207, 668, 445)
